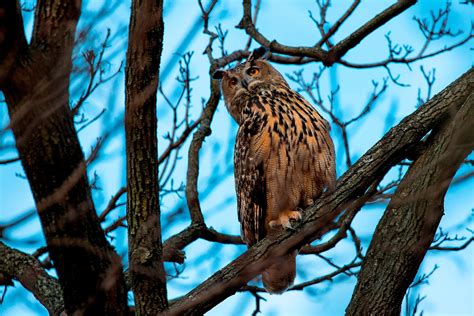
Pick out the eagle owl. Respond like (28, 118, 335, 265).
(213, 47, 336, 293)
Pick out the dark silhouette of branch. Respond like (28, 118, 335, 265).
(0, 156, 20, 164)
(0, 209, 36, 239)
(430, 238, 473, 251)
(403, 264, 438, 315)
(104, 215, 127, 235)
(98, 187, 127, 222)
(430, 230, 474, 251)
(339, 17, 472, 70)
(237, 0, 416, 66)
(316, 0, 361, 47)
(71, 29, 122, 116)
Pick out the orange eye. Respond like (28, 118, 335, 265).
(248, 68, 260, 76)
(229, 78, 238, 86)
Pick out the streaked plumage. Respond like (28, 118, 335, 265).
(214, 48, 336, 293)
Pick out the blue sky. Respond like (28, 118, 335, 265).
(0, 0, 472, 315)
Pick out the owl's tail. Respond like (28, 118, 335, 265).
(262, 250, 297, 294)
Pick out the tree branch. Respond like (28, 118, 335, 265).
(0, 242, 64, 315)
(237, 0, 416, 66)
(346, 85, 473, 315)
(326, 0, 417, 64)
(316, 0, 361, 47)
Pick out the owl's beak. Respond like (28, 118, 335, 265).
(241, 79, 249, 90)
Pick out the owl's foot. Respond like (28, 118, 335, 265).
(269, 210, 302, 230)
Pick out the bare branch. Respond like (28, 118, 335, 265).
(430, 235, 473, 251)
(98, 187, 127, 222)
(72, 29, 121, 116)
(237, 0, 416, 66)
(0, 156, 20, 164)
(0, 209, 36, 239)
(316, 0, 361, 47)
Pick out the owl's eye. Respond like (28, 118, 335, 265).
(247, 67, 260, 76)
(229, 78, 238, 87)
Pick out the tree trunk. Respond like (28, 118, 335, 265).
(125, 0, 168, 313)
(346, 93, 473, 315)
(1, 1, 128, 314)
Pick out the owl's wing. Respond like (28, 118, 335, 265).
(310, 107, 337, 192)
(235, 119, 267, 246)
(290, 90, 337, 193)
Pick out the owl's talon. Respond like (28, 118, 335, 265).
(269, 210, 302, 230)
(289, 211, 303, 221)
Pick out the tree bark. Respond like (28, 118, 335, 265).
(0, 242, 64, 315)
(163, 69, 472, 315)
(1, 1, 128, 314)
(125, 0, 168, 313)
(346, 93, 473, 315)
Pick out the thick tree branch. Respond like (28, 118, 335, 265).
(163, 69, 472, 315)
(0, 242, 64, 315)
(31, 0, 80, 48)
(125, 0, 167, 312)
(346, 92, 473, 315)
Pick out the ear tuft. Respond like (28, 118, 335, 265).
(213, 69, 225, 79)
(248, 46, 270, 62)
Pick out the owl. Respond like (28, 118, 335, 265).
(213, 47, 336, 294)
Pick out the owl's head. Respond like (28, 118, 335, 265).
(213, 47, 288, 122)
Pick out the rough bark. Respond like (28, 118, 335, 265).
(346, 93, 473, 315)
(0, 242, 64, 315)
(163, 69, 472, 315)
(125, 0, 168, 313)
(1, 0, 128, 314)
